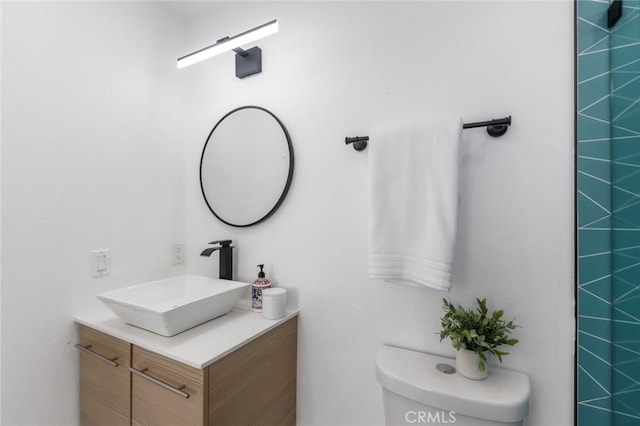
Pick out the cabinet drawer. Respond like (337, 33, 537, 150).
(78, 325, 130, 426)
(131, 346, 206, 426)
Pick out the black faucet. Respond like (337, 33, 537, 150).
(200, 240, 233, 280)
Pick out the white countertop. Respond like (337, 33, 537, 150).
(75, 305, 299, 369)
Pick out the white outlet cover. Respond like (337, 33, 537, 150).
(172, 243, 185, 264)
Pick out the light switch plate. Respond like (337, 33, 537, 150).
(91, 249, 111, 277)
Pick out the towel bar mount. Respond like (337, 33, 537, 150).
(345, 116, 512, 151)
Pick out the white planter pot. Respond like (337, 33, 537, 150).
(456, 349, 488, 380)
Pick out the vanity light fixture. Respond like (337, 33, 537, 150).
(177, 19, 278, 79)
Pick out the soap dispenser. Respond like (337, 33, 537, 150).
(252, 264, 272, 312)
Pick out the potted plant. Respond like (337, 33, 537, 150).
(439, 298, 519, 380)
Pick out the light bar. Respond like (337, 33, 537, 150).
(177, 19, 279, 69)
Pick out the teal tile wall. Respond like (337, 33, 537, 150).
(577, 1, 640, 425)
(610, 1, 640, 424)
(577, 1, 613, 422)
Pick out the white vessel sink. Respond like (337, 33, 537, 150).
(97, 275, 250, 336)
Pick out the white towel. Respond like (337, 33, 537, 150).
(368, 118, 462, 291)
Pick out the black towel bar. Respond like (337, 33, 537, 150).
(345, 116, 512, 151)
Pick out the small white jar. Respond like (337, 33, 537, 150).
(261, 288, 287, 320)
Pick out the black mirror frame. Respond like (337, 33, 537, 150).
(199, 105, 294, 227)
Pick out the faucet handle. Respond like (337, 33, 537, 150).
(208, 240, 232, 247)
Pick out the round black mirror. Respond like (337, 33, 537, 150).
(200, 106, 294, 227)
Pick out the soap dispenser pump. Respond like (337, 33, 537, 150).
(252, 264, 272, 312)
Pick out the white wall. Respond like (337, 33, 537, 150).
(181, 2, 575, 426)
(0, 1, 575, 425)
(1, 2, 186, 424)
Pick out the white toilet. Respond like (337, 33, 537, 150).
(376, 345, 530, 425)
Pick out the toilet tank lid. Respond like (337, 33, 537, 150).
(376, 345, 530, 423)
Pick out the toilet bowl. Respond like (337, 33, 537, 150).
(376, 345, 530, 425)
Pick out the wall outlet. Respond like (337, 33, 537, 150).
(171, 243, 185, 264)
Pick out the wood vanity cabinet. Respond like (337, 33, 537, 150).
(207, 316, 297, 425)
(131, 345, 207, 425)
(78, 316, 297, 426)
(78, 325, 131, 426)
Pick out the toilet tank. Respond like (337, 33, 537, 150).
(376, 345, 530, 425)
